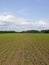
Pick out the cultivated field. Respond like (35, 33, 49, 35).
(0, 33, 49, 65)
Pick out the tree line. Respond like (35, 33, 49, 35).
(19, 30, 49, 33)
(0, 30, 49, 33)
(0, 31, 15, 33)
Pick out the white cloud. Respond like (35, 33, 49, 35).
(0, 15, 14, 23)
(32, 20, 47, 27)
(0, 14, 28, 25)
(0, 14, 49, 31)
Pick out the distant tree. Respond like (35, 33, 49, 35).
(41, 30, 49, 33)
(0, 31, 16, 33)
(20, 30, 40, 33)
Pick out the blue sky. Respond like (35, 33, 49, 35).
(0, 0, 49, 31)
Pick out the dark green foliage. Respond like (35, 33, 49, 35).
(40, 30, 49, 33)
(0, 30, 49, 33)
(20, 30, 40, 33)
(0, 31, 15, 33)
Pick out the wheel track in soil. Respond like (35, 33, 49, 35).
(11, 48, 21, 65)
(36, 44, 49, 61)
(28, 43, 46, 65)
(2, 46, 17, 65)
(34, 43, 49, 63)
(0, 34, 49, 65)
(0, 45, 15, 64)
(0, 45, 11, 57)
(27, 44, 36, 65)
(28, 50, 36, 65)
(21, 47, 26, 65)
(31, 43, 49, 65)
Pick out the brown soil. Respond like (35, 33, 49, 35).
(21, 47, 26, 65)
(0, 45, 14, 63)
(11, 48, 20, 65)
(2, 46, 16, 65)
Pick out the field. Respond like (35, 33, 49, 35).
(0, 33, 49, 65)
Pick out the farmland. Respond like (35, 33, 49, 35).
(0, 33, 49, 65)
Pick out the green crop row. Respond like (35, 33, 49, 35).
(0, 33, 49, 65)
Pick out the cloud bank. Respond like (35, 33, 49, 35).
(0, 14, 49, 31)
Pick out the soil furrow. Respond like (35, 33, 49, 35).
(0, 45, 15, 64)
(29, 43, 45, 65)
(21, 47, 26, 65)
(11, 48, 20, 65)
(2, 46, 16, 65)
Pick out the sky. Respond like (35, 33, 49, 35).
(0, 0, 49, 31)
